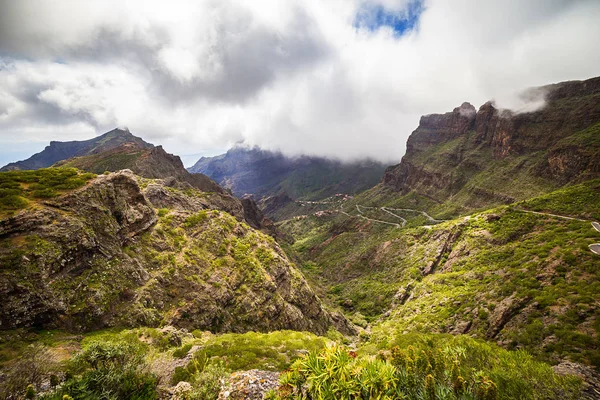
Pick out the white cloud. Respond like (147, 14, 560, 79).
(0, 0, 599, 166)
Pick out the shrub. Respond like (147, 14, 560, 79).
(41, 339, 158, 400)
(173, 343, 194, 359)
(0, 168, 95, 215)
(0, 344, 58, 399)
(268, 340, 582, 400)
(189, 362, 227, 400)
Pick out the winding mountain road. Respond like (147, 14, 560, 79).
(514, 208, 590, 222)
(355, 205, 405, 227)
(293, 198, 445, 229)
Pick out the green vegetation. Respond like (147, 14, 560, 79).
(58, 150, 144, 174)
(280, 181, 600, 368)
(1, 328, 583, 399)
(268, 336, 581, 399)
(0, 168, 95, 216)
(0, 328, 330, 399)
(194, 330, 329, 372)
(518, 179, 600, 220)
(43, 340, 158, 400)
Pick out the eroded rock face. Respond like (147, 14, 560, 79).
(0, 171, 352, 335)
(382, 76, 600, 207)
(553, 361, 600, 400)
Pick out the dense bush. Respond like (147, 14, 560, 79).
(41, 340, 158, 400)
(267, 338, 582, 400)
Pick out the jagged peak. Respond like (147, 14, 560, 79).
(454, 102, 476, 117)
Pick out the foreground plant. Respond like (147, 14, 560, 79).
(267, 340, 581, 400)
(41, 340, 158, 400)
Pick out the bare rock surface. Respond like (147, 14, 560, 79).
(218, 370, 280, 400)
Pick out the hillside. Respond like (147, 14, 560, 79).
(0, 128, 153, 172)
(278, 180, 600, 369)
(189, 147, 387, 219)
(0, 168, 350, 335)
(4, 128, 278, 235)
(358, 77, 600, 218)
(1, 79, 599, 399)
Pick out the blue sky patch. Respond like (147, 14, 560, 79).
(354, 1, 424, 36)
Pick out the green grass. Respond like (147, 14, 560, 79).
(183, 330, 330, 373)
(0, 168, 96, 217)
(518, 179, 600, 220)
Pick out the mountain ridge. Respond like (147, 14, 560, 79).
(357, 76, 600, 218)
(0, 128, 153, 172)
(189, 146, 388, 200)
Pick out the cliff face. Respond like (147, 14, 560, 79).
(0, 170, 351, 335)
(382, 76, 600, 214)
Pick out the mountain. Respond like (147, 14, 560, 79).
(271, 76, 600, 381)
(0, 168, 351, 335)
(3, 128, 279, 234)
(2, 79, 599, 399)
(0, 128, 153, 172)
(189, 146, 388, 201)
(361, 76, 600, 218)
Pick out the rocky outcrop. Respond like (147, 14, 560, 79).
(382, 76, 600, 212)
(406, 102, 476, 154)
(218, 370, 280, 400)
(0, 170, 352, 335)
(553, 361, 600, 400)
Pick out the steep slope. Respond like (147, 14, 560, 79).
(279, 180, 600, 367)
(0, 128, 153, 171)
(364, 76, 600, 218)
(56, 142, 225, 194)
(189, 146, 387, 203)
(0, 168, 351, 335)
(23, 129, 276, 235)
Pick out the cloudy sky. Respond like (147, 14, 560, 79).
(0, 0, 599, 167)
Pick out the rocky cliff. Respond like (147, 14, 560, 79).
(381, 76, 600, 216)
(0, 169, 351, 335)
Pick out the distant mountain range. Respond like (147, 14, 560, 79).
(189, 146, 388, 199)
(0, 128, 153, 172)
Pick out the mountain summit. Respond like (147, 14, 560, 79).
(0, 128, 153, 172)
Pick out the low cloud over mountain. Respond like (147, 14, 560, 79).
(1, 0, 599, 165)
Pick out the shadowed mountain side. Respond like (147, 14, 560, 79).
(189, 147, 388, 201)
